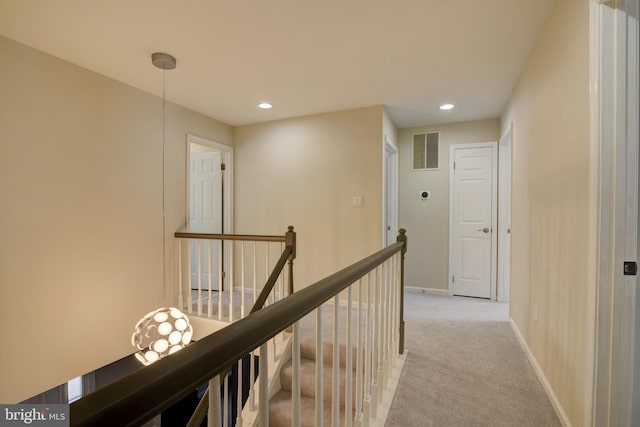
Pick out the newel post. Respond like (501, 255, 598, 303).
(286, 226, 296, 295)
(397, 228, 407, 355)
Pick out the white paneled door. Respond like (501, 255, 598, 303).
(189, 150, 222, 290)
(450, 144, 497, 299)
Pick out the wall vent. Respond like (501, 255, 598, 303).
(412, 132, 440, 170)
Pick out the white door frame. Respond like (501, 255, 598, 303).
(186, 133, 234, 234)
(186, 133, 234, 291)
(383, 135, 399, 246)
(592, 0, 639, 425)
(448, 142, 498, 300)
(497, 124, 513, 303)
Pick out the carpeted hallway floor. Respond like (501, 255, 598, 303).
(385, 291, 560, 427)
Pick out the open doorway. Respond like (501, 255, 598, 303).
(384, 136, 399, 246)
(186, 133, 233, 291)
(497, 124, 512, 303)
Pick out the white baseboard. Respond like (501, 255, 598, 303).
(405, 286, 449, 296)
(371, 350, 408, 427)
(509, 318, 572, 427)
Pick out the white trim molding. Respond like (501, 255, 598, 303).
(591, 0, 640, 425)
(510, 319, 572, 427)
(186, 133, 234, 234)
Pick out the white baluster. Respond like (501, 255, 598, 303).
(249, 351, 255, 411)
(383, 260, 390, 390)
(197, 240, 202, 316)
(380, 261, 387, 392)
(236, 359, 243, 427)
(370, 267, 379, 418)
(292, 321, 301, 427)
(218, 240, 223, 321)
(253, 243, 257, 306)
(241, 242, 246, 319)
(258, 343, 268, 427)
(265, 243, 270, 306)
(208, 240, 213, 318)
(279, 242, 285, 301)
(229, 241, 234, 322)
(345, 286, 353, 427)
(376, 266, 384, 406)
(223, 374, 229, 427)
(178, 240, 184, 309)
(187, 239, 193, 314)
(363, 272, 372, 427)
(332, 295, 340, 427)
(354, 278, 364, 427)
(316, 307, 324, 427)
(208, 376, 221, 427)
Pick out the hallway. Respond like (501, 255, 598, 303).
(386, 291, 559, 426)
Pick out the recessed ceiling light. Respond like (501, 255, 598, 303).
(440, 103, 455, 110)
(258, 102, 273, 110)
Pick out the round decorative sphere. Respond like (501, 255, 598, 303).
(131, 307, 193, 366)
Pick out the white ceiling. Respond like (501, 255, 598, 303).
(0, 0, 556, 128)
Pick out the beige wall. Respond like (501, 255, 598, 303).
(233, 106, 384, 288)
(0, 36, 232, 403)
(398, 119, 500, 290)
(500, 0, 594, 424)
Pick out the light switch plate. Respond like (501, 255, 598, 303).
(352, 196, 363, 207)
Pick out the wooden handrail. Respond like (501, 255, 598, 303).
(70, 232, 406, 427)
(174, 230, 286, 243)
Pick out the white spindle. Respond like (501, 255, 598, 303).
(265, 243, 270, 306)
(208, 376, 221, 427)
(208, 240, 213, 318)
(376, 266, 384, 406)
(236, 359, 243, 427)
(391, 255, 399, 357)
(187, 240, 193, 314)
(383, 260, 390, 390)
(332, 295, 340, 427)
(370, 267, 379, 418)
(218, 240, 223, 321)
(279, 242, 285, 301)
(178, 240, 184, 309)
(229, 241, 234, 322)
(292, 321, 301, 427)
(315, 307, 324, 427)
(241, 242, 246, 318)
(249, 351, 256, 411)
(345, 286, 353, 427)
(354, 278, 364, 426)
(363, 272, 372, 427)
(389, 258, 395, 379)
(258, 343, 269, 427)
(223, 374, 229, 427)
(197, 240, 202, 316)
(253, 243, 257, 306)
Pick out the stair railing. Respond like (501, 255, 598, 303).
(182, 227, 297, 427)
(70, 229, 407, 427)
(174, 226, 296, 322)
(175, 226, 296, 427)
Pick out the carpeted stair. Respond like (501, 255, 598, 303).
(269, 337, 357, 427)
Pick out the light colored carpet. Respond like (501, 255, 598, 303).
(385, 291, 561, 427)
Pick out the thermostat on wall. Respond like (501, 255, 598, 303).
(420, 191, 431, 200)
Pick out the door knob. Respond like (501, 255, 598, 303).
(477, 227, 490, 233)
